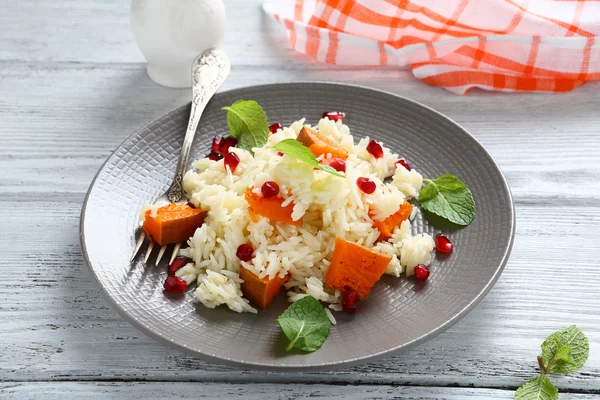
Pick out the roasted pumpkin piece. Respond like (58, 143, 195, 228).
(326, 237, 391, 299)
(240, 267, 290, 309)
(142, 203, 206, 246)
(244, 188, 301, 226)
(371, 201, 413, 241)
(296, 126, 348, 160)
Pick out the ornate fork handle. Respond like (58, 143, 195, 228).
(166, 48, 231, 202)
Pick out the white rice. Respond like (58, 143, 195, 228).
(324, 307, 337, 325)
(400, 234, 435, 276)
(392, 166, 423, 199)
(194, 269, 257, 314)
(177, 118, 433, 313)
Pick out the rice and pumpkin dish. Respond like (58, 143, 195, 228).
(137, 101, 473, 352)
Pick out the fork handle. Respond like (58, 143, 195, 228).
(166, 48, 231, 202)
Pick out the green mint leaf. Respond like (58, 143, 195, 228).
(419, 174, 475, 226)
(541, 325, 589, 374)
(277, 295, 331, 352)
(222, 100, 269, 152)
(273, 139, 316, 162)
(553, 345, 577, 367)
(514, 376, 558, 400)
(273, 139, 345, 178)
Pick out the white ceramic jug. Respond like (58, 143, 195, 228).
(130, 0, 226, 88)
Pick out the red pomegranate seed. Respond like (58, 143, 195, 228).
(329, 158, 346, 173)
(236, 243, 254, 262)
(356, 177, 376, 194)
(277, 152, 284, 157)
(269, 122, 283, 134)
(212, 136, 225, 153)
(224, 152, 240, 173)
(164, 276, 188, 292)
(261, 181, 280, 198)
(342, 288, 359, 313)
(395, 159, 411, 171)
(219, 136, 238, 153)
(322, 111, 345, 123)
(168, 257, 188, 275)
(413, 265, 430, 282)
(207, 152, 223, 161)
(435, 234, 454, 253)
(366, 140, 384, 159)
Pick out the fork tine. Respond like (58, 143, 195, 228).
(144, 239, 155, 263)
(155, 245, 167, 266)
(131, 232, 147, 261)
(169, 242, 182, 265)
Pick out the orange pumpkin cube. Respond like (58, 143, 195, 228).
(296, 126, 348, 160)
(240, 267, 290, 309)
(326, 237, 391, 299)
(142, 203, 206, 246)
(371, 201, 413, 241)
(244, 188, 301, 226)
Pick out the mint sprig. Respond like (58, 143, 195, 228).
(419, 174, 475, 226)
(515, 325, 589, 400)
(273, 139, 345, 178)
(277, 295, 331, 352)
(222, 100, 269, 152)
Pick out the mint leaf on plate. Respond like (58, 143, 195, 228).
(514, 376, 558, 400)
(419, 174, 475, 226)
(541, 325, 589, 374)
(277, 295, 331, 352)
(273, 139, 345, 178)
(222, 100, 269, 152)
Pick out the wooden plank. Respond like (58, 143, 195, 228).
(0, 201, 598, 390)
(1, 382, 598, 400)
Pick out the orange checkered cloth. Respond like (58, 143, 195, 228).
(263, 0, 600, 94)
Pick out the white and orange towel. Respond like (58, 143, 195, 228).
(263, 0, 600, 94)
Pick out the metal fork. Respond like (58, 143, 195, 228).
(132, 48, 231, 265)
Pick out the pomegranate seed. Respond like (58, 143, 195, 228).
(219, 136, 238, 153)
(366, 140, 384, 159)
(168, 257, 188, 275)
(164, 276, 188, 292)
(211, 136, 223, 153)
(207, 152, 223, 161)
(211, 135, 237, 154)
(342, 288, 359, 313)
(236, 243, 254, 262)
(261, 181, 280, 198)
(356, 177, 376, 194)
(329, 158, 346, 173)
(435, 234, 454, 253)
(322, 111, 345, 123)
(269, 122, 283, 134)
(413, 265, 430, 282)
(224, 152, 240, 173)
(277, 152, 284, 157)
(395, 159, 411, 171)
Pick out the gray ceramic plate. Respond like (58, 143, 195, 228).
(81, 82, 514, 370)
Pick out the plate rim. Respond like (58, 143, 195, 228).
(80, 81, 516, 371)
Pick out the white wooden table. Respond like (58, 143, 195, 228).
(2, 1, 599, 398)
